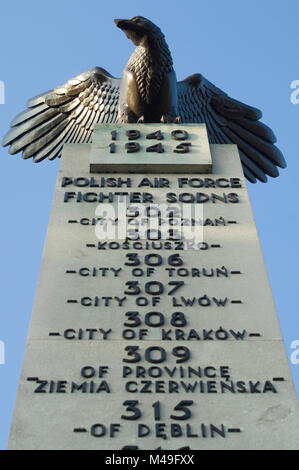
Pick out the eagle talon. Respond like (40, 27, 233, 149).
(161, 115, 181, 124)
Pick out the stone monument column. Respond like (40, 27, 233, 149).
(7, 124, 299, 450)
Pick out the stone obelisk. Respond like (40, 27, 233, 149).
(7, 124, 299, 450)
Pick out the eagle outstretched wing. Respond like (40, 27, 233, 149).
(2, 67, 120, 162)
(3, 68, 286, 183)
(178, 74, 286, 183)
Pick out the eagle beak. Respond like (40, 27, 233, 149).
(114, 19, 131, 30)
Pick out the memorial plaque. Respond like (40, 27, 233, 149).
(7, 124, 299, 450)
(90, 124, 212, 173)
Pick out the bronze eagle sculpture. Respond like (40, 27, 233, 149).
(2, 16, 286, 183)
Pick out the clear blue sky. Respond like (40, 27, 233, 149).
(0, 0, 298, 449)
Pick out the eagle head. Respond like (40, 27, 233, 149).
(114, 16, 163, 46)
